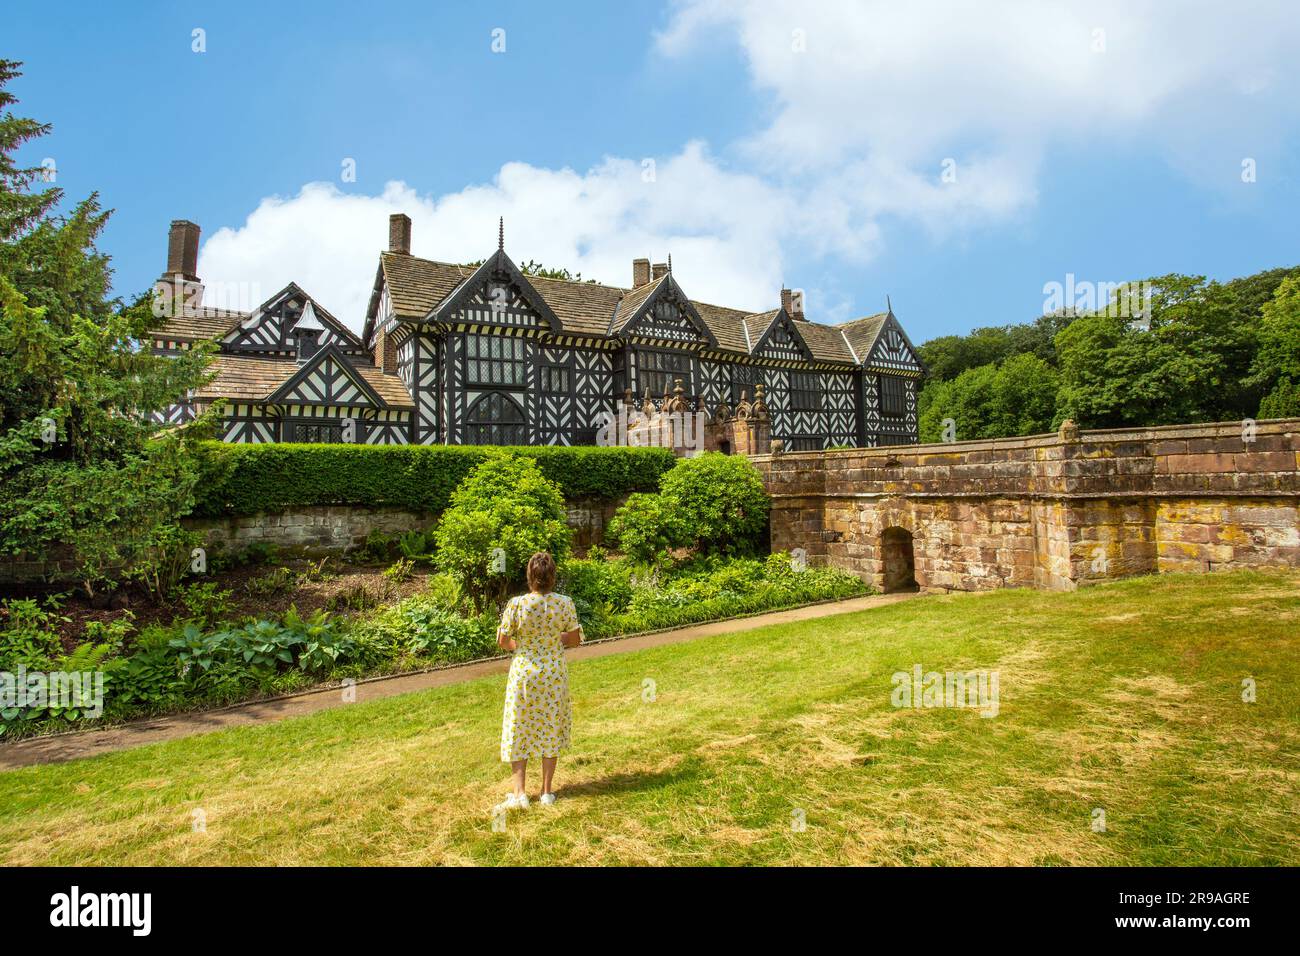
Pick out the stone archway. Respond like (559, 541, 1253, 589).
(880, 526, 918, 593)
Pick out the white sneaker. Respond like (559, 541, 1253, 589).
(494, 792, 530, 813)
(539, 792, 557, 806)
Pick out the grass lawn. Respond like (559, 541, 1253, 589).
(2, 569, 1297, 866)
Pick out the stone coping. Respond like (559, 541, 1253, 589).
(751, 417, 1300, 462)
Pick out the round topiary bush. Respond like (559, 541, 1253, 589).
(433, 454, 571, 611)
(606, 491, 688, 564)
(657, 452, 770, 556)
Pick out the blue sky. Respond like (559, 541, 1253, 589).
(8, 0, 1300, 342)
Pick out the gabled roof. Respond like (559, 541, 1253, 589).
(427, 249, 562, 331)
(797, 319, 859, 365)
(194, 352, 414, 408)
(742, 309, 783, 350)
(365, 249, 904, 369)
(693, 301, 755, 354)
(747, 308, 817, 361)
(837, 312, 889, 358)
(837, 309, 926, 375)
(268, 344, 387, 408)
(225, 282, 366, 351)
(526, 273, 623, 336)
(608, 274, 667, 334)
(152, 307, 247, 342)
(609, 273, 716, 346)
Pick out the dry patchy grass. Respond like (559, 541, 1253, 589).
(1, 570, 1297, 866)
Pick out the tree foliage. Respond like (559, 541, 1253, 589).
(0, 60, 214, 594)
(917, 265, 1300, 440)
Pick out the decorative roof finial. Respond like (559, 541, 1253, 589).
(498, 217, 504, 251)
(886, 294, 893, 315)
(667, 253, 672, 275)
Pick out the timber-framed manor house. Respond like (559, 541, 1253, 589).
(151, 215, 924, 450)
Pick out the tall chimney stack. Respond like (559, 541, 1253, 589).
(651, 262, 668, 281)
(632, 258, 650, 288)
(158, 220, 203, 314)
(780, 288, 793, 315)
(389, 213, 412, 254)
(167, 220, 201, 279)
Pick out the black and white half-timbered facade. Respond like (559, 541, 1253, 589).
(151, 216, 924, 449)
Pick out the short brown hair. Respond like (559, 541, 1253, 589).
(526, 551, 556, 593)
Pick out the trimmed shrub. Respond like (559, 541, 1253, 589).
(657, 452, 770, 556)
(433, 455, 571, 611)
(191, 442, 675, 517)
(605, 492, 688, 564)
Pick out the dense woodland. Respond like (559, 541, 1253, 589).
(916, 266, 1300, 442)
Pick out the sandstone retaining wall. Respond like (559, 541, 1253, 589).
(754, 419, 1300, 593)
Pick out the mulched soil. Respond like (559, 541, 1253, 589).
(39, 558, 431, 652)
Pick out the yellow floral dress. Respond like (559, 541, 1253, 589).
(499, 592, 580, 762)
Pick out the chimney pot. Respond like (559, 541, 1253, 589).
(389, 213, 412, 254)
(632, 258, 650, 287)
(651, 262, 668, 281)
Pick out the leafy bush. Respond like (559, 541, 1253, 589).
(397, 529, 435, 563)
(400, 604, 495, 660)
(0, 598, 66, 669)
(353, 530, 397, 564)
(192, 443, 676, 517)
(175, 581, 235, 629)
(325, 580, 394, 613)
(168, 608, 357, 680)
(384, 558, 415, 584)
(433, 455, 571, 611)
(606, 492, 687, 563)
(246, 566, 296, 598)
(657, 453, 770, 556)
(555, 551, 869, 639)
(558, 558, 636, 612)
(124, 524, 205, 604)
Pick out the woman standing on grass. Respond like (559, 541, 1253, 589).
(495, 551, 583, 811)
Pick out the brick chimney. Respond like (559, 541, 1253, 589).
(651, 262, 668, 281)
(782, 287, 806, 321)
(372, 323, 398, 374)
(633, 258, 650, 287)
(157, 220, 203, 314)
(389, 213, 412, 254)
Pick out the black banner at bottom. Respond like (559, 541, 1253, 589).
(2, 866, 1286, 941)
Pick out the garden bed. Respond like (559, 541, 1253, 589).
(2, 449, 855, 740)
(0, 549, 870, 740)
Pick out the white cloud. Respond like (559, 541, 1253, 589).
(656, 0, 1300, 226)
(199, 144, 795, 333)
(198, 1, 1300, 331)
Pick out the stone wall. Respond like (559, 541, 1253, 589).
(184, 495, 625, 559)
(754, 419, 1300, 593)
(1, 496, 625, 585)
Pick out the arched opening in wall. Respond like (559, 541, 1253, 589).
(880, 526, 917, 593)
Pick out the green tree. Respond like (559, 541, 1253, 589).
(918, 354, 1058, 442)
(0, 60, 214, 596)
(1054, 273, 1271, 428)
(1248, 276, 1300, 418)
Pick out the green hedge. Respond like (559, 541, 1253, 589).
(191, 442, 678, 517)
